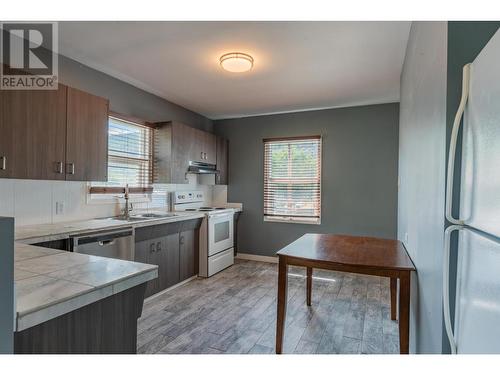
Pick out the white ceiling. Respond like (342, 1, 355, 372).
(59, 21, 411, 120)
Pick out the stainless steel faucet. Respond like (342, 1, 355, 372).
(122, 185, 133, 219)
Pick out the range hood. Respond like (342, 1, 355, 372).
(187, 161, 219, 174)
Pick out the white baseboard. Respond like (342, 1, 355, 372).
(236, 252, 278, 263)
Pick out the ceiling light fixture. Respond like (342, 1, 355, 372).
(220, 52, 254, 73)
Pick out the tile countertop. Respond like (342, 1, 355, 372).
(15, 211, 207, 244)
(12, 207, 243, 331)
(14, 243, 158, 332)
(224, 203, 243, 212)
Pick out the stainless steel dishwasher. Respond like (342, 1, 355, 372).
(71, 228, 135, 261)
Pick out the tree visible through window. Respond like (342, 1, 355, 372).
(263, 136, 321, 224)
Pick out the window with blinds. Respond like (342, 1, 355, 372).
(90, 116, 153, 194)
(263, 136, 322, 224)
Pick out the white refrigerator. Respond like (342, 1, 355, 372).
(444, 28, 500, 354)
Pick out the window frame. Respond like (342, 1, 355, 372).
(263, 135, 322, 225)
(88, 112, 154, 202)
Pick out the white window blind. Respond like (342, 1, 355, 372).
(263, 136, 322, 224)
(90, 116, 153, 194)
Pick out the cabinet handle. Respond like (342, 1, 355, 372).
(98, 239, 115, 246)
(0, 156, 6, 170)
(149, 243, 155, 254)
(156, 242, 162, 252)
(55, 161, 63, 174)
(180, 236, 184, 245)
(204, 152, 208, 160)
(67, 163, 75, 175)
(200, 151, 204, 160)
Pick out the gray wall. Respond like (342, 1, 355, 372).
(0, 217, 14, 353)
(398, 22, 448, 354)
(214, 103, 399, 256)
(444, 21, 500, 354)
(57, 54, 213, 132)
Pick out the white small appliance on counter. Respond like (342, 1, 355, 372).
(171, 191, 234, 277)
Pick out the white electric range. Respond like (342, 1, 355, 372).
(171, 191, 234, 277)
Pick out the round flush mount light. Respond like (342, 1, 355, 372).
(220, 52, 254, 73)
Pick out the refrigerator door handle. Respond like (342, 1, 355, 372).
(446, 64, 471, 225)
(443, 225, 463, 354)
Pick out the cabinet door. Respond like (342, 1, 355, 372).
(191, 128, 216, 164)
(189, 127, 204, 163)
(66, 87, 109, 182)
(179, 230, 197, 281)
(171, 122, 192, 183)
(216, 136, 229, 185)
(0, 86, 67, 180)
(164, 233, 180, 288)
(204, 132, 217, 165)
(0, 90, 11, 178)
(135, 240, 159, 298)
(152, 238, 167, 292)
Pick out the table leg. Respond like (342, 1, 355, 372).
(398, 272, 410, 354)
(390, 277, 397, 320)
(306, 267, 313, 306)
(276, 257, 288, 354)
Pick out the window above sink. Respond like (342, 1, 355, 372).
(88, 112, 154, 205)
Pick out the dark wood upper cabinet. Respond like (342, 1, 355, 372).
(0, 86, 67, 180)
(202, 131, 216, 164)
(188, 127, 216, 164)
(154, 121, 189, 184)
(189, 126, 203, 163)
(154, 121, 217, 184)
(66, 87, 109, 182)
(0, 89, 12, 179)
(0, 84, 109, 182)
(216, 136, 229, 185)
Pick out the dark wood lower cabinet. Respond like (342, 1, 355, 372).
(135, 241, 159, 298)
(135, 219, 202, 298)
(180, 230, 198, 281)
(163, 233, 180, 289)
(14, 283, 146, 354)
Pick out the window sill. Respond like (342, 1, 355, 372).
(86, 193, 152, 206)
(86, 183, 152, 205)
(264, 216, 321, 225)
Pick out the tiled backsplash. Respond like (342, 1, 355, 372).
(212, 185, 228, 206)
(0, 175, 214, 227)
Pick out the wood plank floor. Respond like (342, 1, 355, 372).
(137, 259, 400, 354)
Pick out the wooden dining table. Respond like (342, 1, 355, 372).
(275, 233, 415, 354)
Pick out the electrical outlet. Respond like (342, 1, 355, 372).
(55, 201, 64, 215)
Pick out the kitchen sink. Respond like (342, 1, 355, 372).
(130, 213, 178, 219)
(122, 216, 148, 221)
(96, 213, 178, 222)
